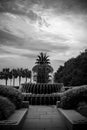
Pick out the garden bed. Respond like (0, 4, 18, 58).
(56, 85, 87, 130)
(0, 85, 29, 130)
(77, 105, 87, 118)
(57, 107, 87, 130)
(0, 108, 28, 130)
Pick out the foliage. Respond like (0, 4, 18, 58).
(23, 69, 31, 83)
(0, 85, 23, 109)
(77, 101, 87, 117)
(54, 50, 87, 86)
(21, 83, 63, 94)
(59, 85, 87, 109)
(0, 68, 31, 86)
(32, 52, 53, 83)
(17, 68, 24, 86)
(1, 68, 10, 86)
(0, 96, 15, 120)
(11, 69, 18, 86)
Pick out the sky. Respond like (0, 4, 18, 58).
(0, 0, 87, 72)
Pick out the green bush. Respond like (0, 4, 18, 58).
(0, 96, 15, 120)
(60, 85, 87, 109)
(0, 85, 23, 109)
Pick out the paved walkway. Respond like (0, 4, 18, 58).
(22, 105, 67, 130)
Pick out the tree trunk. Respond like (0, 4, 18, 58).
(30, 77, 32, 83)
(13, 76, 15, 86)
(25, 77, 27, 83)
(10, 79, 12, 86)
(5, 79, 8, 86)
(19, 76, 21, 86)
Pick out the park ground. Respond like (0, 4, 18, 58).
(22, 105, 67, 130)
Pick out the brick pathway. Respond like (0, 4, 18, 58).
(22, 105, 67, 130)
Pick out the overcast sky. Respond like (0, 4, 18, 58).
(0, 0, 87, 71)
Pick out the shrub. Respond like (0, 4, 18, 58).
(60, 85, 87, 109)
(0, 85, 23, 109)
(0, 96, 15, 120)
(77, 101, 87, 117)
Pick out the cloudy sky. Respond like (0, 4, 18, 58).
(0, 0, 87, 71)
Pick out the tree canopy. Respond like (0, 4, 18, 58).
(54, 50, 87, 86)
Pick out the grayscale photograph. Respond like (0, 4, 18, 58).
(0, 0, 87, 130)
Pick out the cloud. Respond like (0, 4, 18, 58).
(0, 30, 23, 43)
(0, 55, 35, 70)
(0, 0, 87, 16)
(0, 45, 37, 58)
(0, 0, 87, 71)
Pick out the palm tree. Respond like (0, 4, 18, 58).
(32, 52, 53, 83)
(0, 71, 4, 82)
(2, 68, 10, 86)
(8, 71, 13, 86)
(17, 68, 23, 86)
(23, 69, 31, 83)
(11, 69, 18, 86)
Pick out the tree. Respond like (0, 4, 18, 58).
(17, 68, 24, 86)
(8, 71, 12, 86)
(11, 69, 18, 86)
(23, 69, 31, 83)
(32, 52, 53, 83)
(54, 49, 87, 86)
(0, 71, 4, 81)
(2, 68, 10, 86)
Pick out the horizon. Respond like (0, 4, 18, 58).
(0, 50, 84, 72)
(0, 0, 87, 72)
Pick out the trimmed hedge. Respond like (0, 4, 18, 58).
(22, 92, 61, 105)
(0, 96, 15, 120)
(59, 85, 87, 109)
(21, 83, 64, 94)
(0, 85, 23, 109)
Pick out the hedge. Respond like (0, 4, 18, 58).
(0, 96, 15, 120)
(20, 83, 64, 94)
(59, 85, 87, 109)
(0, 85, 23, 109)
